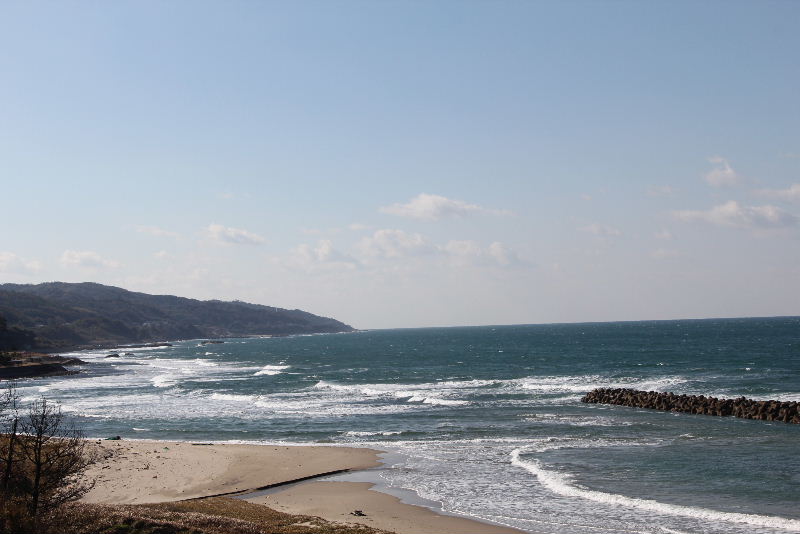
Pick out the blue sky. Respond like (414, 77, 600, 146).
(1, 1, 798, 328)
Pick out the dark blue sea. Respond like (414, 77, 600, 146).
(18, 318, 800, 534)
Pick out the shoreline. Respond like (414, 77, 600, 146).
(83, 439, 524, 534)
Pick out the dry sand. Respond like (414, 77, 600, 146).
(83, 440, 381, 504)
(83, 439, 523, 533)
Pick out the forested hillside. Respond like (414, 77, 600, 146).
(0, 282, 353, 350)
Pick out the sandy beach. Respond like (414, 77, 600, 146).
(249, 481, 522, 534)
(83, 440, 522, 533)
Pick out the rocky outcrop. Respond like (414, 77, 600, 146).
(0, 363, 76, 380)
(581, 388, 800, 424)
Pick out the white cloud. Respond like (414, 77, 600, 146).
(59, 250, 120, 269)
(757, 183, 800, 202)
(206, 224, 265, 245)
(357, 229, 435, 258)
(285, 240, 358, 271)
(136, 225, 180, 238)
(0, 252, 42, 274)
(487, 242, 519, 266)
(380, 193, 509, 221)
(348, 223, 370, 231)
(443, 240, 484, 257)
(704, 157, 740, 187)
(579, 223, 621, 236)
(442, 240, 523, 267)
(673, 200, 798, 229)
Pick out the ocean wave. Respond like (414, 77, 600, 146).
(312, 375, 691, 400)
(522, 414, 636, 427)
(312, 380, 472, 406)
(151, 374, 178, 388)
(210, 393, 258, 402)
(254, 364, 290, 376)
(511, 448, 800, 532)
(343, 430, 402, 437)
(408, 395, 469, 406)
(517, 375, 688, 394)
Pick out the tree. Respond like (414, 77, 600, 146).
(0, 385, 20, 493)
(17, 398, 95, 519)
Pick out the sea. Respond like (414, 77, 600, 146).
(14, 317, 800, 534)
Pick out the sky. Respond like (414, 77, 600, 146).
(1, 1, 799, 329)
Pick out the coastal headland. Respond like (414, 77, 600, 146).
(83, 440, 522, 534)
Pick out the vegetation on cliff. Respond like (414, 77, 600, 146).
(0, 282, 353, 350)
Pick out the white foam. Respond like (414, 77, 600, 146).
(344, 430, 402, 437)
(406, 396, 469, 406)
(210, 393, 257, 403)
(511, 448, 800, 532)
(254, 364, 290, 376)
(151, 374, 178, 388)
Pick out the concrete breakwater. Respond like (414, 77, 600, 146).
(581, 388, 800, 424)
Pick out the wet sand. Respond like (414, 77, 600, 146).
(248, 480, 523, 534)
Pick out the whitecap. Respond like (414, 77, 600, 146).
(343, 430, 402, 437)
(210, 393, 257, 402)
(151, 375, 177, 388)
(254, 364, 290, 376)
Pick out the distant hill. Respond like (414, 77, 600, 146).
(0, 282, 354, 350)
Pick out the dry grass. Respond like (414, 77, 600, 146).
(57, 497, 392, 534)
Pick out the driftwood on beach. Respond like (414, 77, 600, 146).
(581, 387, 800, 424)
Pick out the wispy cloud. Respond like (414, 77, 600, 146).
(654, 229, 673, 240)
(356, 230, 524, 267)
(704, 157, 740, 187)
(0, 252, 42, 274)
(136, 225, 180, 238)
(756, 183, 800, 202)
(443, 240, 523, 266)
(59, 250, 120, 269)
(205, 224, 265, 245)
(380, 193, 510, 221)
(579, 223, 621, 236)
(647, 185, 676, 197)
(357, 229, 435, 258)
(284, 240, 359, 272)
(673, 201, 797, 229)
(651, 248, 680, 259)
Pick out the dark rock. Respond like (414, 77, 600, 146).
(0, 363, 76, 380)
(581, 388, 798, 425)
